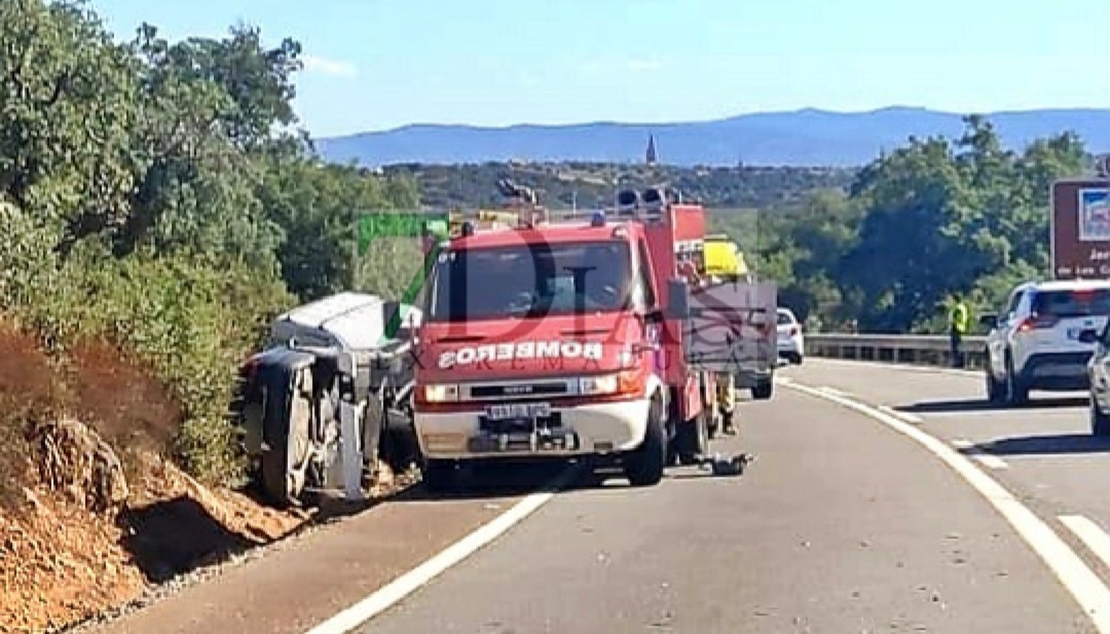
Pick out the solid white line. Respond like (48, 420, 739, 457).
(817, 386, 849, 397)
(302, 484, 563, 634)
(973, 454, 1009, 470)
(1062, 516, 1110, 572)
(878, 405, 924, 424)
(949, 439, 1007, 469)
(784, 381, 1110, 631)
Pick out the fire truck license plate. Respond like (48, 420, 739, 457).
(485, 402, 551, 421)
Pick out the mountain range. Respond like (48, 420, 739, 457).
(313, 106, 1110, 168)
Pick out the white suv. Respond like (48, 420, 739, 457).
(982, 279, 1110, 405)
(776, 307, 805, 365)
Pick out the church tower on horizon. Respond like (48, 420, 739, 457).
(646, 134, 657, 165)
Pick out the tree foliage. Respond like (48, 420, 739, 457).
(0, 0, 421, 485)
(713, 116, 1090, 333)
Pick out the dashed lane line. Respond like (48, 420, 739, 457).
(784, 380, 1110, 632)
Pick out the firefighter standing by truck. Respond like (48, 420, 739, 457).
(703, 234, 747, 435)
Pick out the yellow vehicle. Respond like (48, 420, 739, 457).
(704, 233, 751, 281)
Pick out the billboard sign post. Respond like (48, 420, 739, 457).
(1051, 176, 1110, 279)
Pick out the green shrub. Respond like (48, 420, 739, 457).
(2, 219, 294, 485)
(68, 251, 293, 485)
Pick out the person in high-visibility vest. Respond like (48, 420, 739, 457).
(948, 293, 970, 368)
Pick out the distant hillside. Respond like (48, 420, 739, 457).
(382, 161, 856, 210)
(315, 106, 1110, 167)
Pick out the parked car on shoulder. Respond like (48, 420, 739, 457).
(979, 279, 1110, 406)
(776, 307, 805, 365)
(1080, 325, 1110, 436)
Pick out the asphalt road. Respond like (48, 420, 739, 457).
(91, 359, 1110, 634)
(784, 360, 1110, 584)
(357, 369, 1091, 634)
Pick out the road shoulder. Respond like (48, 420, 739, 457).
(85, 491, 531, 634)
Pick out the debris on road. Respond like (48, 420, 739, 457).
(694, 452, 753, 477)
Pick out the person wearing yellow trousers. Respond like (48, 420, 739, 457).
(949, 293, 970, 368)
(717, 372, 737, 435)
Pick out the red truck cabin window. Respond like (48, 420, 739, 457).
(427, 241, 634, 322)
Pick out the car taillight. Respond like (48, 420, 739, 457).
(1017, 314, 1058, 332)
(789, 326, 798, 336)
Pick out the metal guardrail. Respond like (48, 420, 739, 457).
(805, 333, 989, 369)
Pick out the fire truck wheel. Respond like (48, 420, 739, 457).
(676, 411, 709, 465)
(626, 395, 666, 487)
(751, 379, 773, 401)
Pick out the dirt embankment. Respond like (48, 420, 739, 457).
(0, 319, 309, 634)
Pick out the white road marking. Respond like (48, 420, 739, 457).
(949, 439, 1007, 469)
(301, 478, 567, 634)
(878, 405, 924, 424)
(1062, 516, 1110, 572)
(784, 381, 1110, 632)
(973, 454, 1009, 470)
(817, 386, 849, 397)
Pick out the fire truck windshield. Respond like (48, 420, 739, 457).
(427, 241, 633, 321)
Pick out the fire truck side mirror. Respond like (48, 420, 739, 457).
(665, 277, 691, 320)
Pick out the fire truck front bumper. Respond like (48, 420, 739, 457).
(414, 398, 653, 461)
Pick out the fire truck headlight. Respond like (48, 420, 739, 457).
(423, 384, 460, 402)
(579, 374, 619, 395)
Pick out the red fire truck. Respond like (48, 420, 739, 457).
(411, 187, 776, 489)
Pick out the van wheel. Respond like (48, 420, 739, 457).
(626, 396, 666, 487)
(260, 368, 313, 508)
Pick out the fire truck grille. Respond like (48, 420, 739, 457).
(465, 381, 572, 400)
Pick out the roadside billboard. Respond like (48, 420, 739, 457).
(1051, 178, 1110, 279)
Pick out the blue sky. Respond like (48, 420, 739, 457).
(91, 0, 1110, 138)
